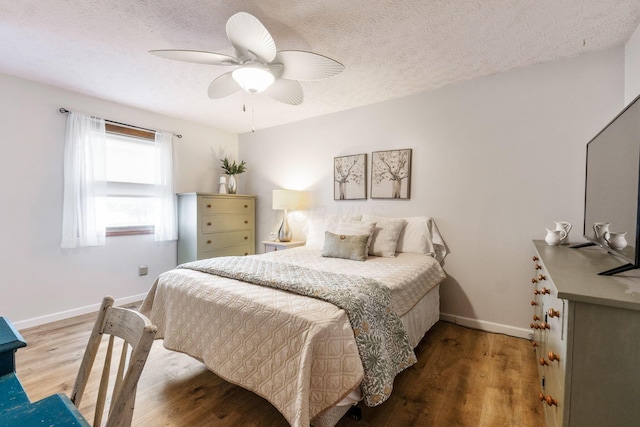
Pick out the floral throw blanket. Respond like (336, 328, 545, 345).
(179, 256, 417, 406)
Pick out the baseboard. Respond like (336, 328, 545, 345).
(440, 312, 532, 339)
(14, 293, 148, 331)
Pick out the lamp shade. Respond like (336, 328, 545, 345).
(272, 190, 308, 211)
(232, 65, 275, 93)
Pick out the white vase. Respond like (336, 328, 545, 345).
(228, 175, 237, 194)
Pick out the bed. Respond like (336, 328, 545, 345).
(140, 215, 447, 427)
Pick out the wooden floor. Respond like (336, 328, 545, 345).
(15, 309, 544, 426)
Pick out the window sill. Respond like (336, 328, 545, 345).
(106, 225, 154, 237)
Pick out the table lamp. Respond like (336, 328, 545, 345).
(272, 189, 308, 242)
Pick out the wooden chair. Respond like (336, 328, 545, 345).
(70, 296, 157, 427)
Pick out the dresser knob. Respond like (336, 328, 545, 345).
(244, 252, 249, 255)
(244, 220, 248, 224)
(548, 351, 560, 362)
(538, 394, 558, 407)
(244, 236, 248, 240)
(244, 204, 248, 208)
(547, 308, 560, 318)
(538, 274, 547, 281)
(207, 204, 211, 208)
(531, 278, 538, 284)
(207, 222, 212, 226)
(533, 315, 541, 321)
(535, 264, 542, 270)
(207, 240, 211, 244)
(532, 256, 539, 262)
(538, 357, 548, 366)
(531, 300, 538, 306)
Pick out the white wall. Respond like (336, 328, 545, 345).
(239, 48, 624, 337)
(0, 72, 237, 328)
(625, 23, 640, 104)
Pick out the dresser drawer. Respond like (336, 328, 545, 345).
(202, 214, 253, 233)
(198, 244, 253, 259)
(200, 230, 253, 252)
(200, 197, 254, 214)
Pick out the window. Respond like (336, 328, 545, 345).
(105, 124, 156, 236)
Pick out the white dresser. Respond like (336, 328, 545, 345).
(177, 193, 256, 264)
(530, 240, 640, 427)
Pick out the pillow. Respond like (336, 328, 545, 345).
(364, 217, 406, 257)
(305, 215, 364, 249)
(395, 216, 430, 254)
(327, 220, 376, 253)
(322, 231, 369, 261)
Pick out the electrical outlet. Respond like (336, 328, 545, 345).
(138, 265, 148, 276)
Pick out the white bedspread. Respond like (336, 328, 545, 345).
(140, 248, 445, 427)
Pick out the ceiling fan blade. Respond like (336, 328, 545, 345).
(264, 79, 304, 105)
(208, 72, 241, 99)
(276, 50, 345, 81)
(226, 12, 276, 63)
(149, 49, 239, 65)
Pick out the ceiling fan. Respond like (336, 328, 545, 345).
(150, 12, 345, 105)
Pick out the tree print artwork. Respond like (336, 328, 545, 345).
(371, 149, 412, 199)
(334, 154, 367, 200)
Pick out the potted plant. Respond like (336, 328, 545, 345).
(220, 157, 246, 194)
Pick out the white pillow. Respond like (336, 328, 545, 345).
(363, 217, 406, 257)
(304, 215, 363, 249)
(396, 216, 430, 254)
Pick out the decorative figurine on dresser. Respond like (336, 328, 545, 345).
(177, 193, 256, 264)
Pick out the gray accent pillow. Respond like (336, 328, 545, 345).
(321, 231, 369, 261)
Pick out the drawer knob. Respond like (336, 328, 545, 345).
(244, 220, 248, 224)
(207, 222, 212, 226)
(533, 315, 541, 321)
(535, 264, 542, 270)
(532, 256, 539, 262)
(547, 308, 560, 318)
(538, 274, 547, 281)
(207, 204, 211, 208)
(244, 252, 249, 256)
(539, 393, 558, 407)
(244, 236, 248, 240)
(207, 240, 211, 244)
(244, 204, 248, 208)
(531, 278, 538, 284)
(540, 287, 550, 295)
(538, 357, 548, 366)
(548, 351, 560, 362)
(531, 300, 538, 306)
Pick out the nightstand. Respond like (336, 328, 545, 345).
(262, 240, 305, 253)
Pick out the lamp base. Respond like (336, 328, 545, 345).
(278, 210, 292, 242)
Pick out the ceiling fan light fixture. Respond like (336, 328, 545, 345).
(232, 65, 274, 93)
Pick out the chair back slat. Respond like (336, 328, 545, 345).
(70, 296, 157, 427)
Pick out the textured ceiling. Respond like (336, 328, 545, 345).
(1, 1, 639, 134)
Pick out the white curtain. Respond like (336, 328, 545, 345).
(61, 112, 107, 248)
(153, 131, 177, 241)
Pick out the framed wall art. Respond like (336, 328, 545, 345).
(334, 153, 367, 200)
(371, 149, 412, 199)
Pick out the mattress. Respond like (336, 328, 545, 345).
(140, 247, 445, 427)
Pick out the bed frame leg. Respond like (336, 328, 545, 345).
(347, 405, 362, 421)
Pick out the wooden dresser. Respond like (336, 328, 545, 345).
(530, 240, 640, 427)
(177, 193, 256, 264)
